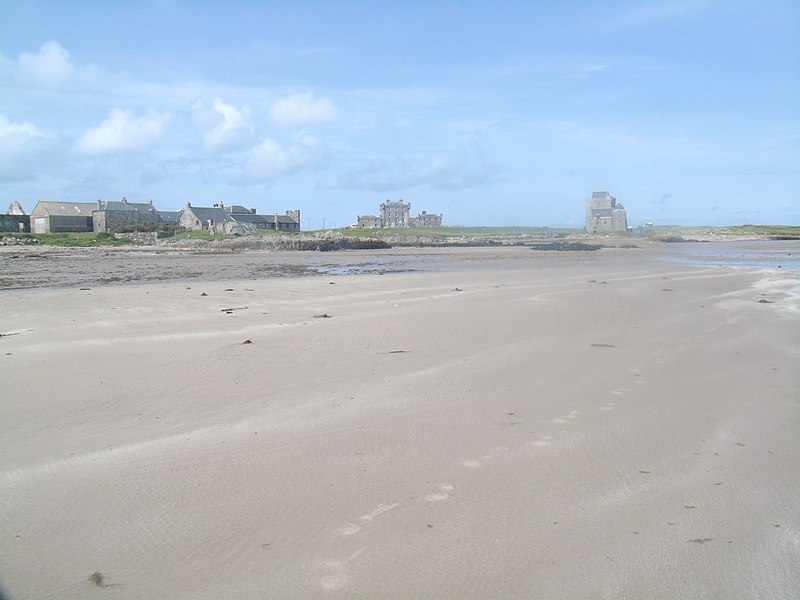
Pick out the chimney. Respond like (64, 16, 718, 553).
(220, 202, 224, 210)
(251, 208, 256, 214)
(122, 196, 127, 203)
(97, 199, 102, 210)
(187, 201, 192, 208)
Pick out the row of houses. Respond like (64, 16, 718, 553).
(1, 199, 301, 234)
(354, 199, 443, 228)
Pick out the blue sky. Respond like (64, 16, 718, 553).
(1, 1, 798, 228)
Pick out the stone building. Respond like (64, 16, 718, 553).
(354, 200, 443, 228)
(380, 199, 410, 227)
(92, 197, 164, 232)
(222, 205, 301, 232)
(177, 204, 231, 231)
(0, 202, 30, 233)
(177, 203, 301, 233)
(355, 215, 381, 228)
(585, 192, 628, 233)
(409, 211, 442, 227)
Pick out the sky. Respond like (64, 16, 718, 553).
(1, 1, 798, 229)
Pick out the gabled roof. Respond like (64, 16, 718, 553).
(180, 206, 235, 223)
(179, 205, 299, 225)
(227, 212, 265, 224)
(99, 200, 159, 215)
(158, 211, 179, 223)
(30, 201, 97, 217)
(225, 205, 252, 214)
(258, 214, 300, 224)
(99, 201, 137, 212)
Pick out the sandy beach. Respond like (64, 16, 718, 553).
(1, 242, 798, 599)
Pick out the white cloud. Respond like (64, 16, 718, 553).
(194, 97, 255, 152)
(337, 155, 499, 191)
(589, 3, 702, 33)
(237, 135, 325, 184)
(268, 92, 339, 128)
(0, 113, 59, 182)
(16, 40, 96, 87)
(73, 109, 170, 156)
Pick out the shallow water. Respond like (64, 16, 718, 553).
(661, 240, 800, 270)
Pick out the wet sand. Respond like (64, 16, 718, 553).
(1, 243, 799, 599)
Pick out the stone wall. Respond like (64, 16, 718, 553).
(93, 210, 137, 232)
(0, 215, 30, 233)
(114, 231, 174, 244)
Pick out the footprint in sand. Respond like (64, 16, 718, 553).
(530, 436, 552, 447)
(338, 523, 361, 536)
(319, 545, 368, 590)
(463, 459, 482, 468)
(610, 388, 626, 396)
(336, 503, 398, 537)
(424, 492, 449, 502)
(358, 503, 399, 522)
(600, 402, 616, 412)
(319, 562, 348, 590)
(553, 410, 581, 424)
(424, 483, 454, 502)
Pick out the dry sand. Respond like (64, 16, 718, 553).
(1, 243, 799, 599)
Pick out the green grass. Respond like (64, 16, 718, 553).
(169, 228, 301, 241)
(629, 225, 800, 240)
(324, 226, 580, 239)
(169, 230, 231, 242)
(0, 232, 133, 246)
(716, 225, 800, 239)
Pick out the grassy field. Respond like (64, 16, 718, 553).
(3, 224, 797, 247)
(0, 232, 133, 247)
(324, 226, 580, 239)
(716, 225, 800, 239)
(630, 225, 800, 240)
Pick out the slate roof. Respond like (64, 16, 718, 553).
(180, 206, 234, 223)
(30, 201, 97, 217)
(256, 214, 300, 224)
(99, 200, 160, 216)
(224, 205, 253, 214)
(180, 205, 299, 226)
(227, 212, 265, 224)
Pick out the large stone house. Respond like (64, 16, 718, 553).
(177, 203, 300, 234)
(409, 211, 442, 227)
(380, 199, 410, 227)
(354, 199, 443, 228)
(355, 214, 381, 228)
(92, 198, 164, 232)
(585, 192, 628, 233)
